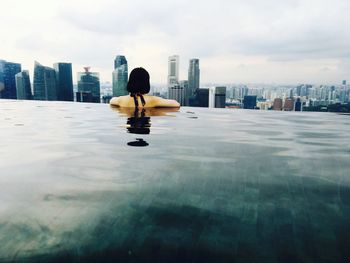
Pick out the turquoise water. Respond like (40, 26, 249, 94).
(0, 100, 350, 262)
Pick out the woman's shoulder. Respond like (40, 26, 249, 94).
(110, 96, 131, 107)
(144, 95, 180, 108)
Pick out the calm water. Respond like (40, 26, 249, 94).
(0, 100, 350, 262)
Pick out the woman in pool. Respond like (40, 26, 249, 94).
(110, 67, 180, 108)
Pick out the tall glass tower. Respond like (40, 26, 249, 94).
(15, 70, 32, 100)
(168, 55, 179, 87)
(54, 63, 73, 101)
(112, 55, 128, 97)
(33, 61, 57, 101)
(0, 60, 21, 99)
(45, 68, 57, 101)
(33, 62, 45, 100)
(188, 59, 200, 103)
(77, 67, 100, 103)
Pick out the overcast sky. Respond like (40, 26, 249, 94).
(1, 0, 350, 85)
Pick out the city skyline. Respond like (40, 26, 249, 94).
(1, 57, 349, 111)
(1, 0, 350, 85)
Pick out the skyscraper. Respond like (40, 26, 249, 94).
(188, 59, 200, 105)
(295, 98, 302, 111)
(284, 98, 295, 111)
(54, 63, 73, 101)
(273, 98, 283, 110)
(168, 82, 185, 106)
(33, 62, 45, 100)
(0, 60, 21, 99)
(33, 61, 57, 101)
(112, 55, 128, 96)
(45, 68, 57, 101)
(168, 55, 179, 87)
(77, 67, 100, 103)
(180, 80, 188, 98)
(197, 88, 209, 107)
(114, 55, 127, 70)
(243, 95, 257, 109)
(15, 70, 32, 100)
(209, 87, 226, 108)
(216, 87, 227, 108)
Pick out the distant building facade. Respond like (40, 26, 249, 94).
(187, 59, 200, 105)
(284, 98, 295, 111)
(33, 61, 57, 101)
(215, 86, 226, 108)
(168, 55, 179, 87)
(168, 83, 185, 106)
(209, 86, 226, 108)
(273, 98, 283, 110)
(77, 67, 100, 103)
(197, 88, 209, 107)
(295, 98, 302, 111)
(167, 55, 181, 103)
(243, 95, 257, 109)
(112, 55, 128, 96)
(179, 80, 188, 106)
(54, 63, 73, 101)
(0, 60, 21, 99)
(15, 70, 32, 100)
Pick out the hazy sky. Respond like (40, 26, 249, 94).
(1, 0, 349, 85)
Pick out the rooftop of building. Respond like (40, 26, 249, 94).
(1, 100, 350, 262)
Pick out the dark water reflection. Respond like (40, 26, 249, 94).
(1, 101, 350, 262)
(111, 107, 179, 147)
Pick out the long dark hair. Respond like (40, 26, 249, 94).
(127, 68, 150, 94)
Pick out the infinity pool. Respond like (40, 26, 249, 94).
(0, 100, 350, 262)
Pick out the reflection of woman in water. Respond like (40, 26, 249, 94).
(110, 67, 180, 108)
(110, 107, 180, 147)
(126, 108, 150, 135)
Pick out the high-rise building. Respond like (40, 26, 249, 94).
(0, 60, 21, 99)
(168, 83, 185, 106)
(295, 98, 302, 111)
(112, 55, 128, 96)
(33, 61, 57, 101)
(15, 70, 32, 100)
(215, 86, 226, 108)
(342, 80, 347, 86)
(45, 68, 57, 101)
(33, 62, 46, 100)
(179, 80, 188, 106)
(273, 98, 283, 110)
(243, 95, 257, 109)
(77, 67, 100, 103)
(284, 98, 295, 111)
(197, 88, 209, 107)
(209, 87, 226, 108)
(114, 55, 127, 70)
(54, 63, 73, 101)
(168, 55, 179, 87)
(187, 59, 200, 105)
